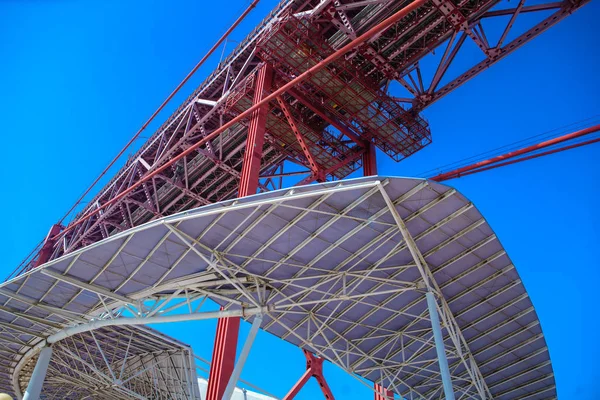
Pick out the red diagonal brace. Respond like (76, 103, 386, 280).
(276, 95, 324, 180)
(296, 148, 364, 186)
(287, 88, 365, 146)
(283, 350, 335, 400)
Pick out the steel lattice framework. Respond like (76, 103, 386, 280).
(3, 177, 555, 399)
(3, 0, 592, 399)
(14, 328, 198, 400)
(12, 0, 589, 278)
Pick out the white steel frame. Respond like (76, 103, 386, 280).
(3, 178, 552, 399)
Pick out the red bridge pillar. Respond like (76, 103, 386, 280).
(363, 141, 378, 176)
(33, 224, 63, 268)
(239, 63, 274, 197)
(205, 312, 240, 400)
(374, 382, 394, 400)
(206, 63, 273, 400)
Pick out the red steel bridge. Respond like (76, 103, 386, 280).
(8, 0, 592, 399)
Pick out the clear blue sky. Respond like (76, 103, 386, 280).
(1, 0, 599, 399)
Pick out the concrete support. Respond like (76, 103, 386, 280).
(222, 315, 263, 399)
(425, 291, 455, 400)
(22, 346, 53, 400)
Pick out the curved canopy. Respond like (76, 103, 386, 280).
(0, 177, 554, 399)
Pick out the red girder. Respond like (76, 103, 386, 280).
(276, 95, 324, 179)
(53, 0, 428, 242)
(11, 0, 590, 285)
(430, 124, 600, 182)
(33, 224, 63, 268)
(239, 63, 274, 197)
(363, 142, 378, 177)
(207, 63, 274, 400)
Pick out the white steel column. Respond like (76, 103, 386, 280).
(23, 346, 53, 400)
(377, 182, 490, 399)
(426, 291, 455, 400)
(222, 314, 263, 400)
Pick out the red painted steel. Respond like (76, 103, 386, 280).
(288, 88, 364, 146)
(52, 0, 429, 242)
(276, 96, 323, 179)
(283, 350, 335, 400)
(363, 142, 378, 176)
(207, 64, 274, 400)
(374, 383, 394, 400)
(255, 16, 430, 161)
(33, 224, 63, 268)
(430, 124, 600, 182)
(12, 0, 590, 283)
(239, 63, 274, 197)
(227, 80, 360, 180)
(296, 148, 366, 186)
(57, 0, 261, 225)
(206, 313, 241, 400)
(439, 136, 600, 180)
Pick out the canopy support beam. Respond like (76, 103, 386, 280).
(426, 291, 456, 400)
(376, 182, 490, 399)
(222, 314, 263, 400)
(22, 346, 53, 400)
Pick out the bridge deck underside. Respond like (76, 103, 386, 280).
(14, 0, 588, 277)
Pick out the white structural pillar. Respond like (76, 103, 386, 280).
(23, 346, 53, 400)
(222, 314, 263, 400)
(426, 291, 455, 400)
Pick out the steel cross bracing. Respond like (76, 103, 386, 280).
(1, 177, 555, 399)
(12, 0, 589, 279)
(11, 326, 199, 400)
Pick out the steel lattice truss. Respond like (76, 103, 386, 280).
(15, 327, 197, 400)
(14, 0, 589, 278)
(2, 177, 554, 399)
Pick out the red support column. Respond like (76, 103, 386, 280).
(206, 63, 273, 400)
(363, 142, 378, 176)
(33, 224, 63, 268)
(239, 63, 274, 197)
(283, 350, 335, 400)
(374, 383, 394, 400)
(206, 312, 240, 400)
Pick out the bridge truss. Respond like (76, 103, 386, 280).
(14, 0, 589, 276)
